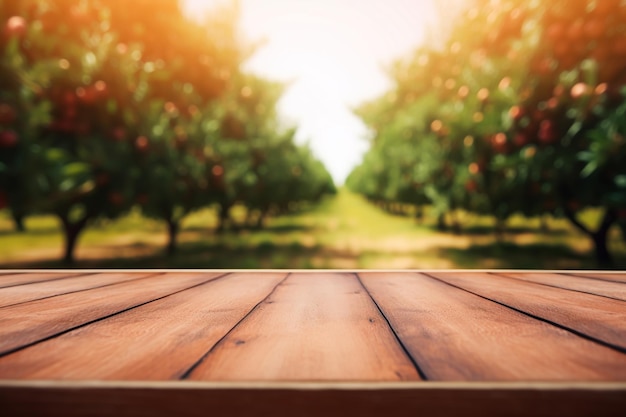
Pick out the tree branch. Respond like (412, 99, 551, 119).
(562, 207, 592, 236)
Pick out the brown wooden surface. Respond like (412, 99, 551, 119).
(0, 270, 625, 416)
(360, 272, 626, 381)
(0, 272, 284, 380)
(188, 272, 420, 381)
(1, 381, 625, 417)
(570, 272, 626, 283)
(427, 271, 626, 352)
(0, 272, 156, 308)
(0, 272, 223, 355)
(0, 272, 89, 288)
(496, 271, 626, 301)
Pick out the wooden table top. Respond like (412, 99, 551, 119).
(0, 270, 625, 416)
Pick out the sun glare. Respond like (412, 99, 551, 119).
(182, 0, 446, 183)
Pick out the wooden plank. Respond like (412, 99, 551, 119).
(497, 272, 626, 301)
(187, 272, 421, 381)
(568, 272, 626, 284)
(428, 271, 626, 352)
(0, 272, 158, 308)
(360, 272, 626, 381)
(0, 272, 286, 380)
(0, 381, 625, 417)
(0, 272, 89, 288)
(0, 272, 223, 356)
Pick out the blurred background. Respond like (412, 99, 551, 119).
(0, 0, 625, 270)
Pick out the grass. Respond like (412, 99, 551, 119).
(1, 188, 625, 269)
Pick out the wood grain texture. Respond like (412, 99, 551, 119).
(360, 272, 626, 381)
(569, 272, 626, 284)
(188, 272, 421, 381)
(0, 273, 285, 380)
(428, 272, 626, 351)
(0, 272, 157, 308)
(497, 272, 626, 301)
(0, 272, 223, 355)
(1, 382, 625, 417)
(0, 272, 88, 288)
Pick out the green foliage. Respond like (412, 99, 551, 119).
(0, 0, 334, 262)
(348, 0, 626, 265)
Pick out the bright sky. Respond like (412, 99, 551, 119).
(184, 0, 447, 184)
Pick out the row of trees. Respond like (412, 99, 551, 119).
(0, 0, 335, 263)
(347, 0, 626, 266)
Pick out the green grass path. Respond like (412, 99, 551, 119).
(1, 189, 625, 269)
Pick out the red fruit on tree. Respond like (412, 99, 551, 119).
(514, 133, 528, 146)
(546, 97, 559, 109)
(212, 165, 224, 177)
(553, 84, 565, 97)
(94, 81, 108, 96)
(533, 109, 546, 122)
(613, 37, 626, 56)
(135, 194, 149, 206)
(4, 16, 27, 38)
(570, 82, 590, 99)
(116, 43, 128, 54)
(164, 102, 178, 114)
(135, 136, 149, 152)
(111, 127, 126, 142)
(593, 0, 619, 16)
(477, 88, 489, 102)
(175, 131, 187, 149)
(0, 104, 17, 125)
(583, 18, 605, 40)
(63, 91, 77, 106)
(76, 87, 97, 104)
(553, 42, 570, 58)
(465, 180, 478, 192)
(594, 83, 608, 95)
(546, 22, 565, 42)
(96, 173, 110, 186)
(70, 6, 90, 25)
(567, 20, 584, 41)
(0, 130, 18, 148)
(508, 105, 523, 120)
(538, 120, 557, 144)
(491, 132, 507, 153)
(108, 192, 124, 207)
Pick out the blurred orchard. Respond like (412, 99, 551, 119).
(0, 0, 336, 263)
(347, 0, 626, 266)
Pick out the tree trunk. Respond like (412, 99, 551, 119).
(167, 219, 179, 256)
(437, 213, 448, 231)
(245, 209, 255, 228)
(563, 207, 616, 268)
(255, 208, 268, 229)
(592, 230, 612, 268)
(216, 203, 230, 233)
(12, 212, 25, 232)
(495, 218, 506, 242)
(60, 215, 89, 265)
(451, 210, 462, 235)
(414, 206, 424, 223)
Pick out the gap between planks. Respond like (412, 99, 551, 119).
(360, 271, 626, 381)
(184, 272, 421, 382)
(489, 271, 626, 302)
(425, 271, 626, 354)
(0, 272, 228, 357)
